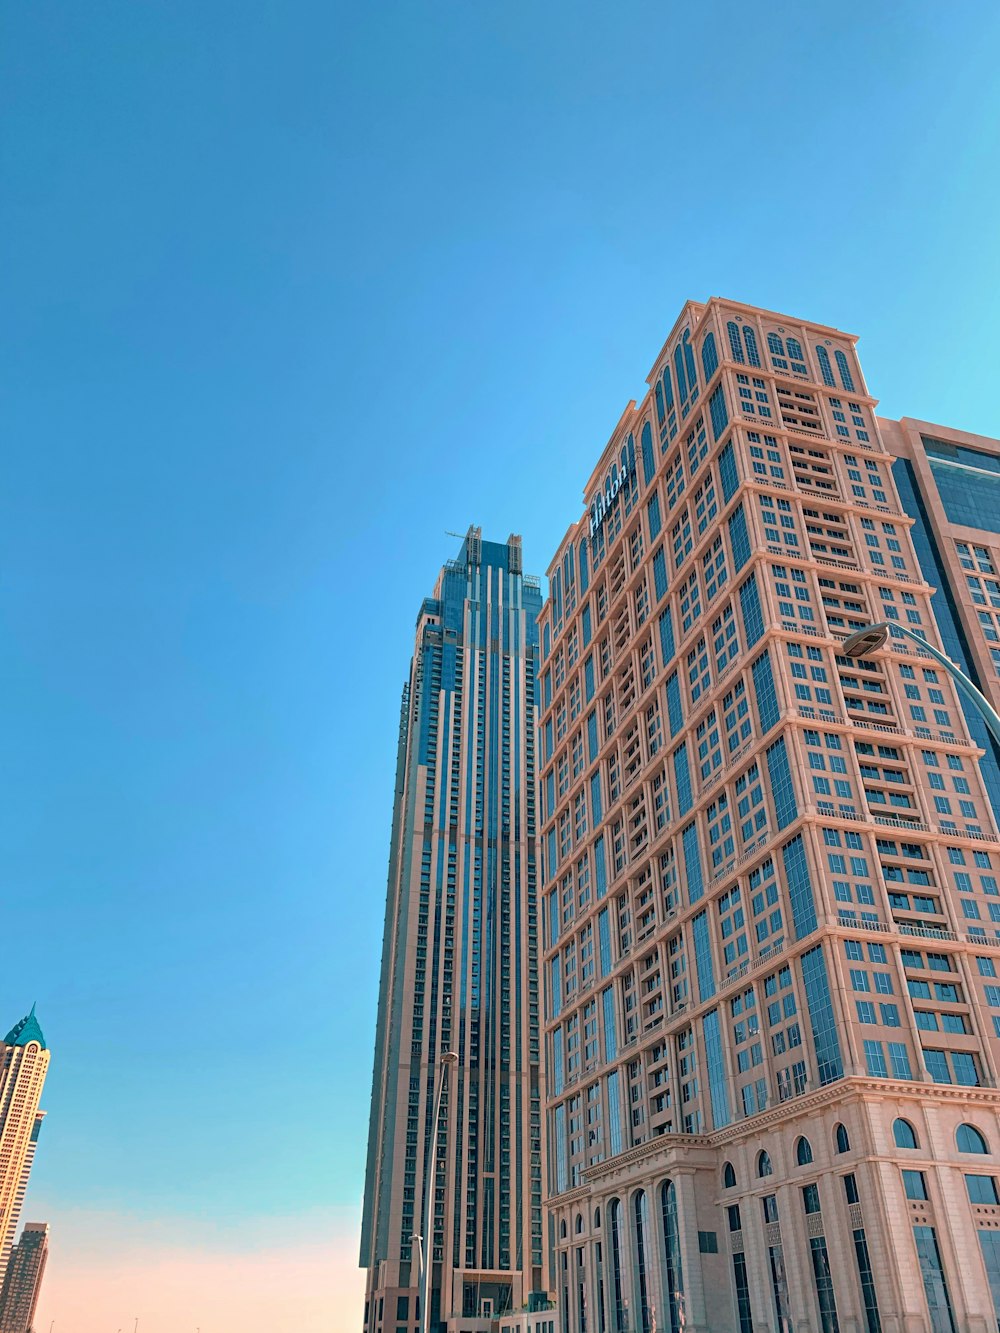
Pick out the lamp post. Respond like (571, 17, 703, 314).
(842, 621, 1000, 746)
(413, 1049, 459, 1333)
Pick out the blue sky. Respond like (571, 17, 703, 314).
(2, 1, 1000, 1326)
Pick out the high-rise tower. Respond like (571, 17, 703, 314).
(361, 530, 546, 1331)
(0, 1222, 49, 1333)
(538, 301, 1000, 1332)
(0, 1011, 48, 1295)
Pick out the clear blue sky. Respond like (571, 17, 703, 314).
(2, 0, 1000, 1314)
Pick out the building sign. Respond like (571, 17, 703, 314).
(588, 439, 636, 538)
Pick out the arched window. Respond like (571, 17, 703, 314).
(795, 1136, 813, 1166)
(757, 1150, 773, 1178)
(594, 1206, 601, 1229)
(633, 1191, 652, 1333)
(683, 332, 697, 395)
(655, 380, 665, 425)
(575, 1213, 584, 1234)
(816, 345, 836, 387)
(786, 336, 804, 363)
(723, 1161, 737, 1188)
(958, 1123, 989, 1154)
(560, 1218, 567, 1238)
(662, 365, 674, 412)
(641, 422, 656, 488)
(893, 1118, 919, 1149)
(767, 332, 785, 357)
(660, 1181, 684, 1333)
(743, 326, 761, 368)
(702, 332, 718, 382)
(608, 1198, 625, 1330)
(835, 1123, 850, 1154)
(674, 345, 687, 404)
(835, 349, 856, 391)
(727, 321, 745, 364)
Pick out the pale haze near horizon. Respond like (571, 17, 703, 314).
(3, 1, 1000, 1330)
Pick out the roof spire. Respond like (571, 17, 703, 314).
(4, 1007, 46, 1050)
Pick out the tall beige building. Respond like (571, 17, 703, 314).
(537, 299, 1000, 1332)
(0, 1011, 49, 1296)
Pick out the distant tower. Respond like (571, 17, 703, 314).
(0, 1223, 49, 1333)
(0, 1011, 49, 1292)
(361, 530, 546, 1329)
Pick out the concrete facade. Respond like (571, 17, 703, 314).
(537, 300, 1000, 1333)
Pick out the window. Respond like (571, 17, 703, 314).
(894, 1118, 919, 1149)
(758, 1150, 773, 1178)
(957, 1123, 990, 1155)
(903, 1169, 928, 1201)
(723, 1161, 737, 1188)
(835, 1123, 850, 1154)
(966, 1174, 1000, 1205)
(802, 1182, 822, 1214)
(796, 1136, 814, 1166)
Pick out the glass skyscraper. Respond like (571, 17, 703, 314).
(538, 301, 1000, 1333)
(361, 529, 546, 1332)
(880, 416, 1000, 821)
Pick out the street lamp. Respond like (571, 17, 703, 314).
(842, 621, 1000, 746)
(412, 1049, 459, 1333)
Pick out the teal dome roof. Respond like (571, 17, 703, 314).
(4, 1004, 46, 1050)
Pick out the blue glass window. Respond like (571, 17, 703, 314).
(554, 1103, 567, 1192)
(816, 346, 835, 387)
(602, 985, 617, 1061)
(913, 1226, 957, 1333)
(683, 821, 704, 903)
(800, 943, 844, 1084)
(659, 607, 675, 667)
(743, 326, 761, 368)
(727, 321, 745, 364)
(591, 771, 603, 824)
(767, 737, 798, 829)
(552, 1025, 564, 1094)
(702, 332, 719, 382)
(653, 548, 668, 601)
(607, 1070, 622, 1154)
(674, 741, 692, 816)
(598, 907, 611, 976)
(729, 503, 751, 571)
(709, 385, 728, 442)
(586, 710, 598, 763)
(719, 441, 739, 502)
(835, 349, 856, 392)
(704, 1009, 732, 1128)
(693, 909, 716, 1000)
(648, 493, 662, 539)
(752, 650, 780, 733)
(666, 672, 683, 736)
(641, 422, 656, 487)
(674, 345, 687, 403)
(739, 572, 764, 646)
(784, 834, 818, 939)
(684, 333, 697, 396)
(594, 834, 607, 899)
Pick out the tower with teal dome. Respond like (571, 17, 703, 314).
(0, 1010, 49, 1293)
